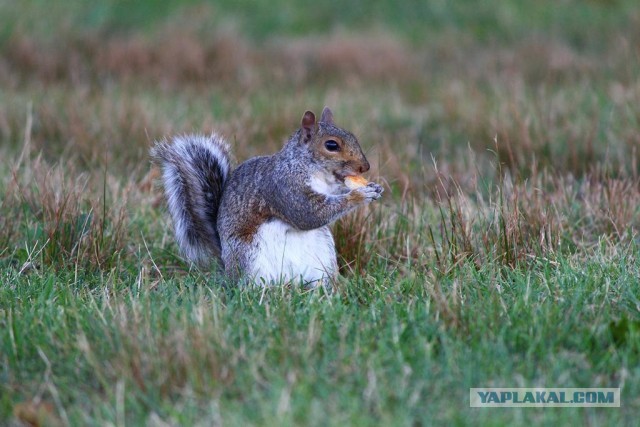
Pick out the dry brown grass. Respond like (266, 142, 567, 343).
(2, 26, 416, 90)
(2, 148, 131, 270)
(1, 12, 639, 277)
(270, 32, 418, 86)
(332, 161, 640, 276)
(2, 17, 638, 179)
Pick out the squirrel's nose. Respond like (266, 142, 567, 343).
(358, 160, 370, 174)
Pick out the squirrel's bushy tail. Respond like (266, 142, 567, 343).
(150, 134, 232, 265)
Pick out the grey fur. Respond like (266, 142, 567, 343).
(150, 134, 231, 266)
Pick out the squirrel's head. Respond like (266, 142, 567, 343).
(298, 107, 370, 182)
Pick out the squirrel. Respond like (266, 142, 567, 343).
(150, 107, 383, 286)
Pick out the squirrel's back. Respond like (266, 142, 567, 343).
(150, 134, 232, 265)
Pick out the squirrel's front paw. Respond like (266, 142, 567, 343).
(354, 182, 383, 203)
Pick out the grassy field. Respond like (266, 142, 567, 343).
(1, 0, 640, 425)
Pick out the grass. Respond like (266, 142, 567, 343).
(1, 0, 640, 425)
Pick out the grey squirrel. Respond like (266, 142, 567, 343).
(150, 107, 383, 286)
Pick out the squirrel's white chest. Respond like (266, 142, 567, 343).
(249, 219, 337, 286)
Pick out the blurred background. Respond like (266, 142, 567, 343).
(1, 0, 639, 182)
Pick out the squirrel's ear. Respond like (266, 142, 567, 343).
(301, 110, 316, 143)
(320, 106, 334, 125)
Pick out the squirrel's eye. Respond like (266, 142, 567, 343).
(324, 140, 340, 152)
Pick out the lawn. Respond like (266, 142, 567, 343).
(1, 0, 639, 425)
